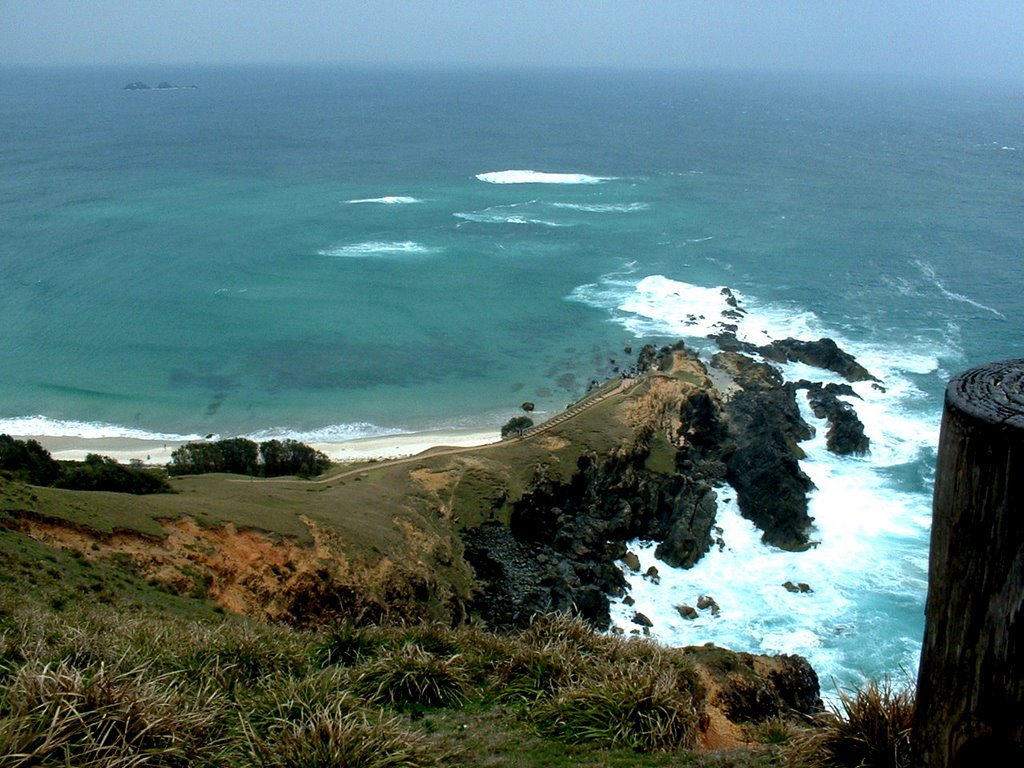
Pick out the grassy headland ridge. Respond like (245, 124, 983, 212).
(0, 340, 917, 765)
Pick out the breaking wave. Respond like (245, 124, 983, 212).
(475, 170, 614, 184)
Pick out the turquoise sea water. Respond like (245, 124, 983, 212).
(2, 66, 1022, 688)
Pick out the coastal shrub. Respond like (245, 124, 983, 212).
(168, 437, 260, 476)
(259, 439, 331, 478)
(789, 678, 915, 768)
(500, 415, 533, 438)
(531, 664, 703, 752)
(0, 434, 61, 486)
(167, 437, 329, 477)
(54, 454, 171, 494)
(243, 704, 442, 768)
(351, 644, 468, 708)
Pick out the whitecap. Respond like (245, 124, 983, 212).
(549, 202, 648, 213)
(343, 196, 422, 204)
(0, 415, 206, 442)
(453, 211, 564, 227)
(318, 241, 439, 258)
(475, 170, 614, 184)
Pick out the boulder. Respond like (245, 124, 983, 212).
(676, 604, 699, 620)
(697, 594, 721, 615)
(632, 611, 653, 627)
(621, 551, 641, 572)
(783, 581, 813, 594)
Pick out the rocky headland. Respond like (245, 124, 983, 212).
(1, 297, 881, 744)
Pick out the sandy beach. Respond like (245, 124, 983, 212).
(30, 428, 501, 467)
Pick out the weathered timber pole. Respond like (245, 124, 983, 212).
(914, 359, 1024, 767)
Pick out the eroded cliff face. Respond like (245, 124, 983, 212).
(10, 511, 467, 627)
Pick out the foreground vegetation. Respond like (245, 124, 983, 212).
(0, 590, 917, 768)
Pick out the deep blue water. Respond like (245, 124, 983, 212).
(2, 65, 1021, 688)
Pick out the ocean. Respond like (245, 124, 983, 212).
(2, 65, 1021, 691)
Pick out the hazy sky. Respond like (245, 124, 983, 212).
(2, 1, 1022, 82)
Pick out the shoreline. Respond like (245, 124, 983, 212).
(29, 427, 501, 467)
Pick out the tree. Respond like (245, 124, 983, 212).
(500, 416, 534, 439)
(259, 439, 331, 478)
(0, 434, 61, 486)
(55, 454, 170, 494)
(167, 438, 259, 476)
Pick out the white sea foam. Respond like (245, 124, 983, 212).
(453, 211, 564, 227)
(549, 202, 648, 213)
(475, 170, 614, 184)
(249, 422, 408, 443)
(343, 196, 422, 205)
(914, 258, 1006, 319)
(318, 241, 438, 258)
(579, 272, 937, 689)
(0, 415, 206, 442)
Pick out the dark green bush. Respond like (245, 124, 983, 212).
(55, 454, 171, 494)
(0, 434, 61, 486)
(500, 416, 533, 439)
(168, 438, 329, 478)
(259, 439, 330, 478)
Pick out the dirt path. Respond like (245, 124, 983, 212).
(238, 376, 641, 486)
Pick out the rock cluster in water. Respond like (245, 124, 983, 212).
(463, 319, 876, 632)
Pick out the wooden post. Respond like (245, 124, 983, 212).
(914, 359, 1024, 767)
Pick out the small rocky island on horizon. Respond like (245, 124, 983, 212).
(123, 81, 198, 90)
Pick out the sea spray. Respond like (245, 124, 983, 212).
(592, 275, 935, 690)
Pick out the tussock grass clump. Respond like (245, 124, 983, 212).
(788, 678, 915, 768)
(0, 659, 225, 767)
(313, 623, 387, 667)
(243, 667, 362, 734)
(519, 612, 606, 655)
(175, 622, 309, 691)
(532, 664, 703, 752)
(491, 641, 581, 703)
(244, 704, 442, 768)
(351, 644, 469, 708)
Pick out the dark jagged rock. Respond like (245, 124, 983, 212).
(769, 654, 824, 714)
(796, 381, 870, 455)
(711, 351, 783, 391)
(462, 523, 610, 628)
(723, 375, 815, 551)
(655, 480, 717, 568)
(758, 337, 878, 383)
(709, 330, 757, 354)
(699, 647, 824, 723)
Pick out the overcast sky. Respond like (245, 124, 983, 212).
(2, 1, 1022, 82)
